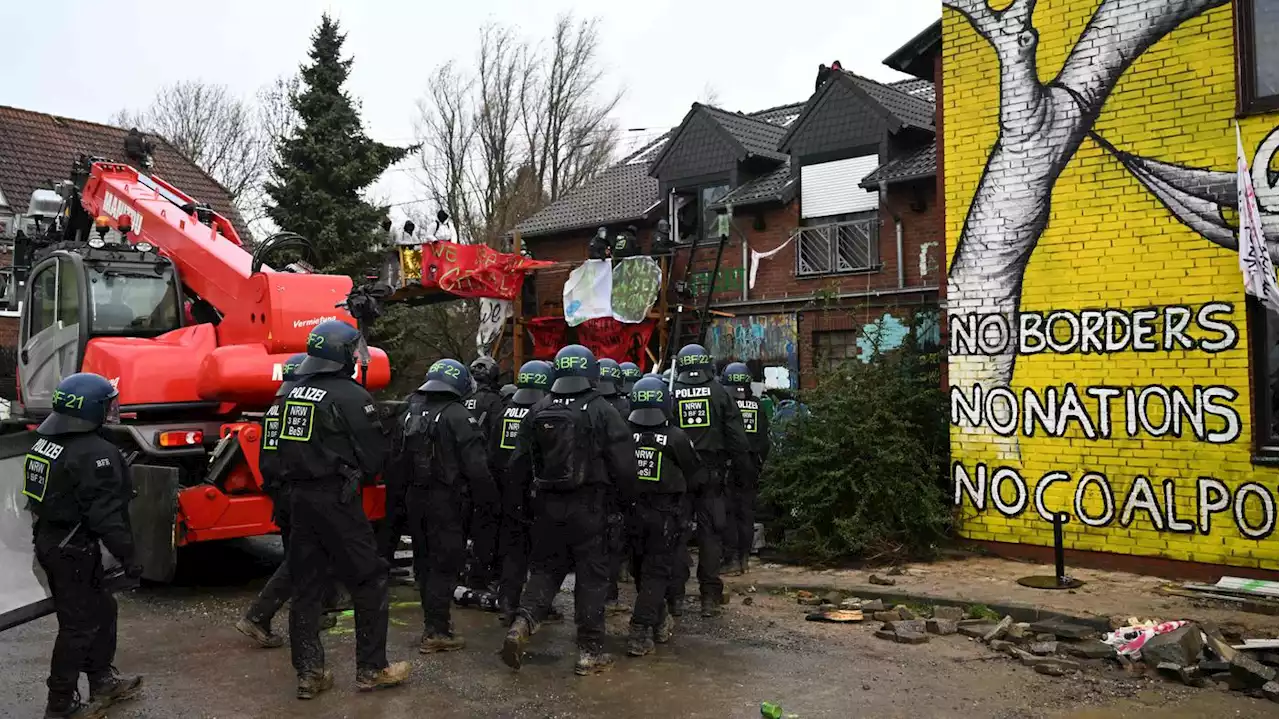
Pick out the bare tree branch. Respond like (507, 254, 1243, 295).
(1055, 0, 1228, 110)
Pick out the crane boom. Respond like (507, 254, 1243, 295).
(80, 162, 361, 355)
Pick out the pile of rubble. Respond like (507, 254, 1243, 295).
(1102, 618, 1277, 701)
(821, 591, 1280, 704)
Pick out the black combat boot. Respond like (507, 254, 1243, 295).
(236, 617, 285, 648)
(502, 616, 532, 670)
(574, 649, 615, 676)
(654, 612, 675, 644)
(419, 631, 466, 653)
(355, 661, 412, 692)
(296, 669, 334, 700)
(626, 624, 654, 657)
(44, 693, 104, 719)
(700, 595, 722, 618)
(667, 598, 683, 618)
(88, 668, 143, 709)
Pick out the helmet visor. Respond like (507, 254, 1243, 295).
(104, 392, 120, 425)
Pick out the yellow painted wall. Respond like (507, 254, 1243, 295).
(944, 0, 1279, 569)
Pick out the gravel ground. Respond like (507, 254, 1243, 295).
(0, 539, 1272, 719)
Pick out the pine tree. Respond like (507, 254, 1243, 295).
(265, 14, 411, 275)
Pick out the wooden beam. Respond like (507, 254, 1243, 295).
(512, 231, 524, 371)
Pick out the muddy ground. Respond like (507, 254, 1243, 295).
(0, 539, 1272, 719)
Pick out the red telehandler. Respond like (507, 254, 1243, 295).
(0, 156, 392, 599)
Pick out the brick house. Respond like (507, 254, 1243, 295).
(0, 105, 250, 400)
(944, 0, 1277, 576)
(514, 27, 943, 390)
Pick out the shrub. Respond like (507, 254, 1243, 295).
(760, 329, 951, 564)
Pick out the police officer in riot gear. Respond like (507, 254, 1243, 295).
(502, 345, 637, 676)
(465, 354, 504, 589)
(669, 344, 754, 618)
(490, 360, 552, 621)
(26, 373, 143, 719)
(619, 362, 642, 395)
(624, 377, 703, 657)
(595, 357, 631, 614)
(719, 363, 770, 576)
(466, 355, 504, 430)
(240, 353, 341, 647)
(392, 358, 497, 653)
(270, 320, 410, 699)
(596, 358, 629, 419)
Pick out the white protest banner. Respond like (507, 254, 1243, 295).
(563, 259, 613, 327)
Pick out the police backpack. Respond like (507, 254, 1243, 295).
(531, 398, 594, 492)
(401, 398, 444, 482)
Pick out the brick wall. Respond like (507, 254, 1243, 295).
(678, 185, 944, 307)
(945, 1, 1278, 570)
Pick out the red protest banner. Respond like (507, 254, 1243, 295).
(577, 318, 655, 365)
(527, 316, 567, 360)
(419, 242, 551, 300)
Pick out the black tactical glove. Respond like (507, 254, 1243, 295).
(124, 563, 144, 580)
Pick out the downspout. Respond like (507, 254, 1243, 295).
(880, 180, 904, 289)
(740, 217, 749, 302)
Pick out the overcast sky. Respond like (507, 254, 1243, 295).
(2, 0, 938, 214)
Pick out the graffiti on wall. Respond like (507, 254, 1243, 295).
(944, 0, 1278, 567)
(705, 314, 798, 389)
(689, 268, 746, 297)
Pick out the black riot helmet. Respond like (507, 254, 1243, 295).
(551, 344, 598, 394)
(500, 384, 517, 400)
(276, 352, 308, 398)
(470, 355, 499, 388)
(38, 373, 120, 434)
(597, 358, 622, 396)
(513, 360, 552, 405)
(297, 320, 367, 377)
(675, 343, 714, 384)
(421, 358, 471, 397)
(627, 376, 670, 427)
(720, 361, 752, 399)
(619, 362, 641, 394)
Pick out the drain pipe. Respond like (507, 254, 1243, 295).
(880, 181, 905, 289)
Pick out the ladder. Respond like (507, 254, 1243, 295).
(661, 229, 731, 369)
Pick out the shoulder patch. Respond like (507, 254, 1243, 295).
(95, 457, 111, 469)
(364, 403, 378, 418)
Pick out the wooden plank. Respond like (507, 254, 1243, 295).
(512, 232, 523, 370)
(1215, 576, 1280, 597)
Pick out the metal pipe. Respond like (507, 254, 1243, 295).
(895, 218, 905, 289)
(707, 284, 939, 310)
(880, 180, 905, 289)
(1053, 515, 1066, 584)
(741, 226, 749, 302)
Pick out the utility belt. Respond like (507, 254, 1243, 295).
(291, 473, 361, 501)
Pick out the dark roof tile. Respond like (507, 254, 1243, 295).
(859, 140, 936, 188)
(0, 105, 250, 239)
(700, 106, 788, 161)
(889, 78, 936, 104)
(845, 73, 934, 130)
(517, 103, 804, 238)
(713, 161, 795, 209)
